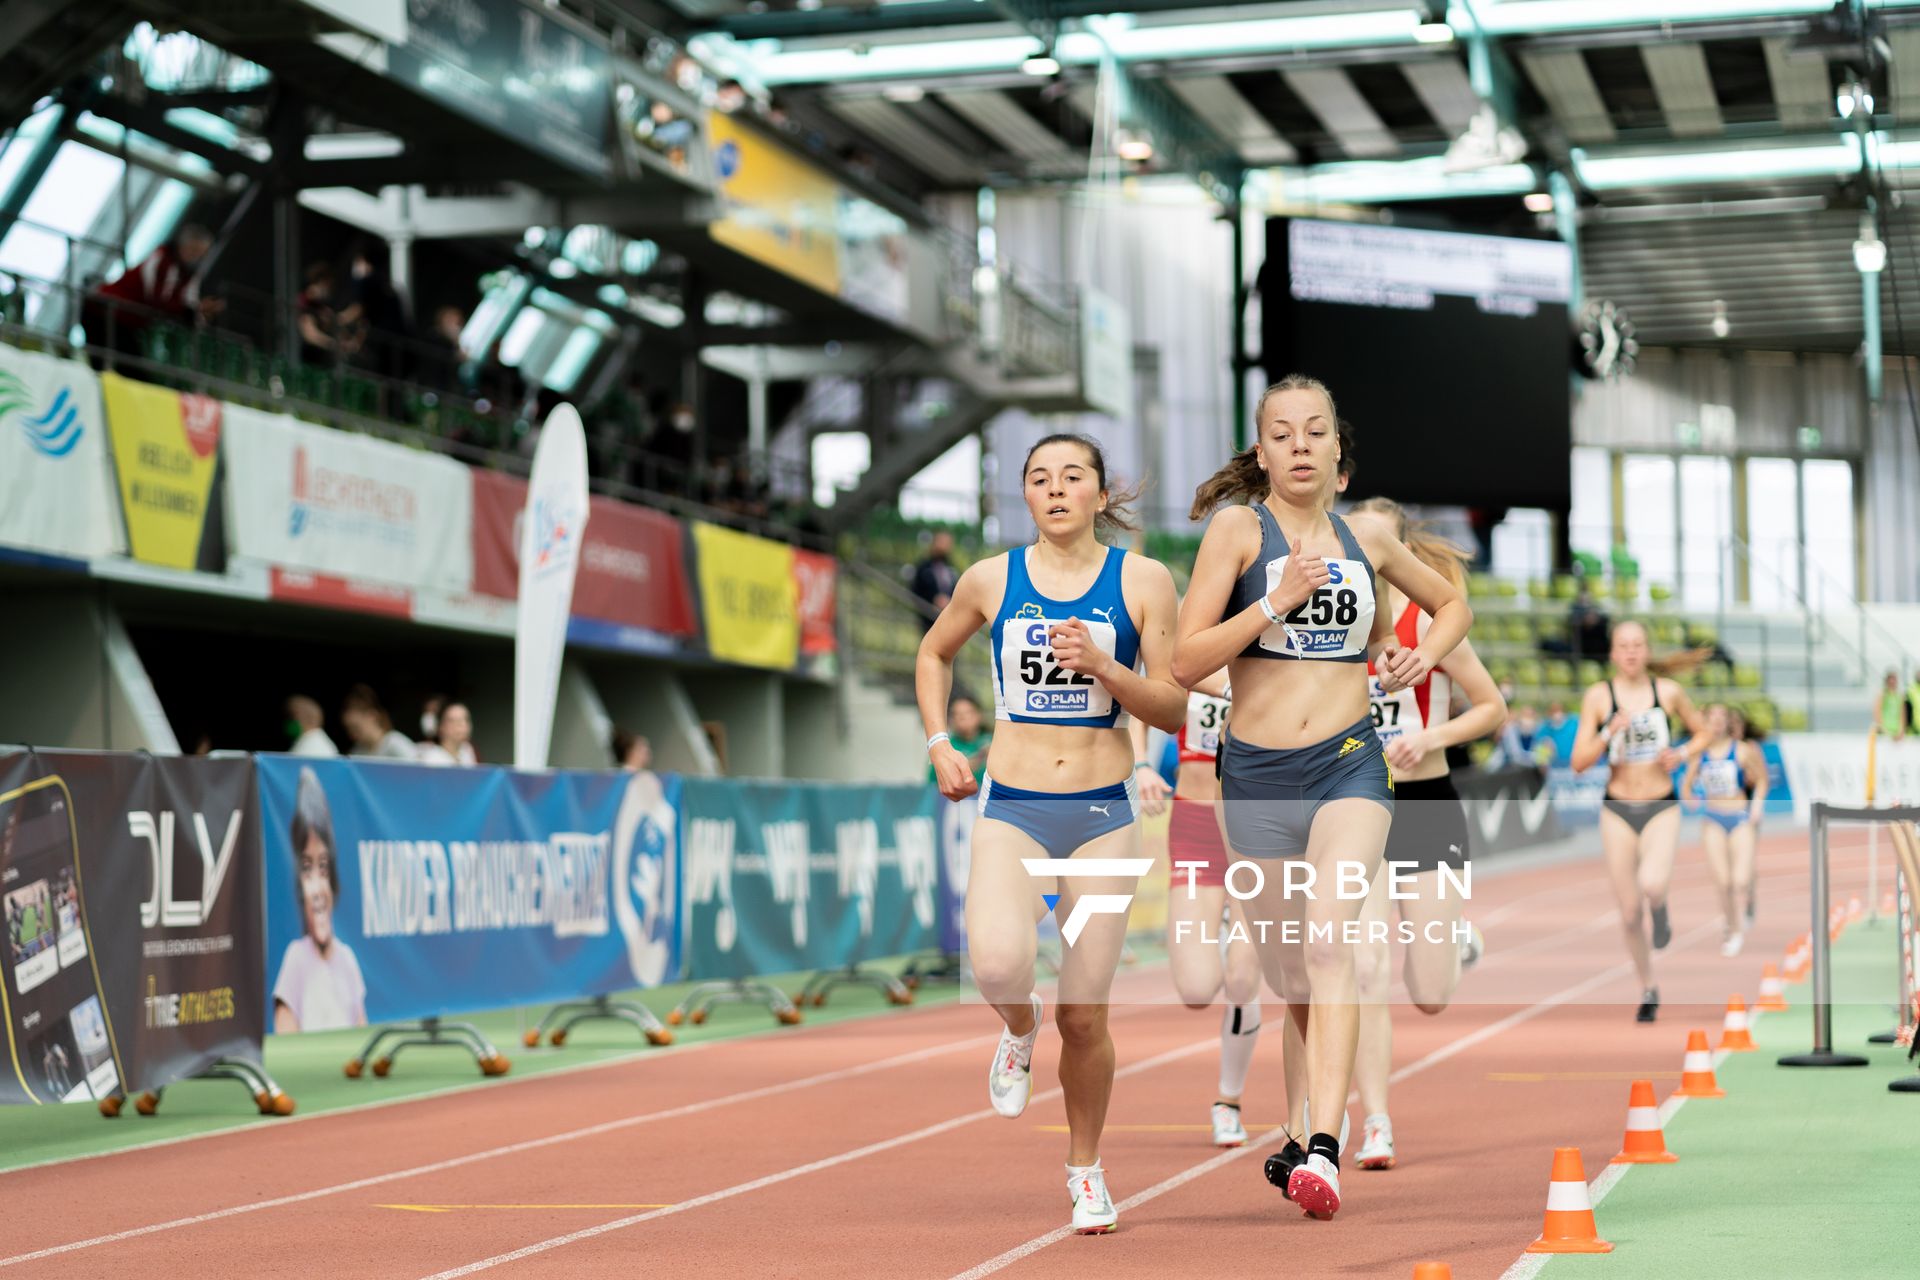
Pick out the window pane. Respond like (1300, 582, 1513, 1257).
(1802, 459, 1855, 610)
(1678, 456, 1732, 610)
(1745, 457, 1799, 611)
(812, 432, 870, 509)
(1569, 445, 1610, 562)
(1621, 454, 1676, 593)
(1490, 508, 1553, 585)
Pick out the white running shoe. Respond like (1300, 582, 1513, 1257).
(1211, 1101, 1248, 1148)
(1356, 1113, 1396, 1170)
(1068, 1164, 1118, 1234)
(988, 994, 1043, 1118)
(1720, 930, 1745, 958)
(1287, 1153, 1342, 1219)
(1460, 922, 1485, 970)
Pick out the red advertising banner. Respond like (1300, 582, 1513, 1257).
(470, 470, 698, 638)
(792, 548, 838, 655)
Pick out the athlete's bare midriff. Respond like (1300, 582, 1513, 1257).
(985, 719, 1132, 793)
(1223, 655, 1369, 751)
(1175, 760, 1220, 803)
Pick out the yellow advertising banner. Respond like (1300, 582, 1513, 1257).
(99, 373, 224, 571)
(691, 521, 799, 671)
(706, 112, 842, 297)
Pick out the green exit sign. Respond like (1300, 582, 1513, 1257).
(1797, 425, 1822, 451)
(1675, 422, 1702, 448)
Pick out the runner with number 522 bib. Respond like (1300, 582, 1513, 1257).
(916, 433, 1186, 1237)
(1344, 496, 1506, 1175)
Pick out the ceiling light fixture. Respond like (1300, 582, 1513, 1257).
(1413, 22, 1455, 43)
(1022, 50, 1061, 76)
(882, 84, 926, 102)
(1710, 299, 1730, 339)
(1117, 128, 1154, 162)
(1855, 213, 1887, 274)
(1524, 191, 1555, 212)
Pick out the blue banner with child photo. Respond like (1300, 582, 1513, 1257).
(256, 757, 681, 1029)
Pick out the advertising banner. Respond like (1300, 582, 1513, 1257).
(937, 794, 972, 956)
(99, 372, 226, 572)
(682, 779, 938, 980)
(792, 548, 839, 657)
(0, 752, 262, 1105)
(1455, 764, 1564, 854)
(515, 405, 590, 770)
(223, 403, 473, 595)
(471, 468, 700, 641)
(707, 112, 842, 297)
(690, 521, 800, 670)
(0, 346, 122, 562)
(257, 757, 680, 1027)
(1777, 733, 1920, 821)
(388, 0, 612, 179)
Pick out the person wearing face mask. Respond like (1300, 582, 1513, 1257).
(271, 768, 367, 1032)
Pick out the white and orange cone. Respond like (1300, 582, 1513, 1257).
(1676, 1029, 1726, 1098)
(1756, 964, 1789, 1012)
(1829, 904, 1847, 942)
(1524, 1147, 1613, 1254)
(1718, 996, 1757, 1052)
(1847, 895, 1864, 924)
(1611, 1079, 1679, 1164)
(1785, 934, 1811, 982)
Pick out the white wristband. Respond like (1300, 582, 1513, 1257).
(926, 732, 951, 752)
(1258, 596, 1283, 625)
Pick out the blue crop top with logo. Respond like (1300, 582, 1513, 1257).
(990, 544, 1140, 728)
(1224, 504, 1377, 663)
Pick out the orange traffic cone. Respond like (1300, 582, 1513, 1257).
(1757, 964, 1789, 1012)
(1412, 1265, 1452, 1280)
(1785, 934, 1810, 982)
(1676, 1029, 1726, 1097)
(1525, 1147, 1613, 1254)
(1611, 1079, 1679, 1164)
(1718, 996, 1757, 1052)
(1829, 904, 1847, 942)
(1847, 895, 1864, 923)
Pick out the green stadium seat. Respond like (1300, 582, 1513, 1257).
(1578, 659, 1605, 687)
(1551, 573, 1581, 600)
(1514, 658, 1544, 688)
(1647, 582, 1673, 605)
(1544, 659, 1574, 688)
(1611, 577, 1639, 605)
(1526, 579, 1550, 601)
(1731, 664, 1763, 689)
(1779, 706, 1809, 732)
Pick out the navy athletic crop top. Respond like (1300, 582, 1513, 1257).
(1225, 504, 1376, 663)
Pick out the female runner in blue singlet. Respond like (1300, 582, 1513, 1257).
(1174, 377, 1472, 1220)
(916, 433, 1185, 1236)
(1681, 703, 1768, 956)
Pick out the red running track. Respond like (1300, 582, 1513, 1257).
(0, 829, 1863, 1279)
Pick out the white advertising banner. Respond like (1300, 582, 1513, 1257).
(514, 404, 590, 769)
(0, 345, 123, 559)
(1777, 733, 1920, 821)
(222, 403, 472, 593)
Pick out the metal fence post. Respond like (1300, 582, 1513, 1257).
(1780, 802, 1870, 1066)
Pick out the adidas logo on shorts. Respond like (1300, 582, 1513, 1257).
(1337, 737, 1365, 759)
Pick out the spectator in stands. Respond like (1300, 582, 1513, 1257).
(415, 304, 471, 395)
(614, 728, 652, 772)
(417, 701, 478, 766)
(1909, 669, 1920, 733)
(1879, 670, 1908, 740)
(1485, 706, 1545, 773)
(1568, 581, 1611, 661)
(85, 223, 221, 359)
(339, 241, 410, 380)
(285, 695, 338, 757)
(910, 531, 960, 632)
(272, 767, 367, 1032)
(341, 685, 417, 760)
(928, 695, 991, 785)
(296, 262, 346, 366)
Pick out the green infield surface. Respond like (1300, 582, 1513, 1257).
(1519, 921, 1917, 1279)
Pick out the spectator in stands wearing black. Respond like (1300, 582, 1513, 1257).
(296, 263, 346, 366)
(339, 242, 410, 380)
(86, 223, 221, 360)
(415, 305, 471, 395)
(341, 685, 417, 760)
(417, 701, 477, 766)
(1568, 581, 1611, 661)
(910, 531, 959, 631)
(613, 728, 652, 772)
(286, 695, 338, 757)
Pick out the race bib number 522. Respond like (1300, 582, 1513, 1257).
(1001, 618, 1117, 719)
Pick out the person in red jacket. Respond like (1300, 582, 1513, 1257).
(86, 223, 221, 356)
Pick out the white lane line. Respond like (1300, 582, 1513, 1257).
(949, 916, 1726, 1280)
(414, 1036, 1220, 1280)
(0, 1030, 998, 1271)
